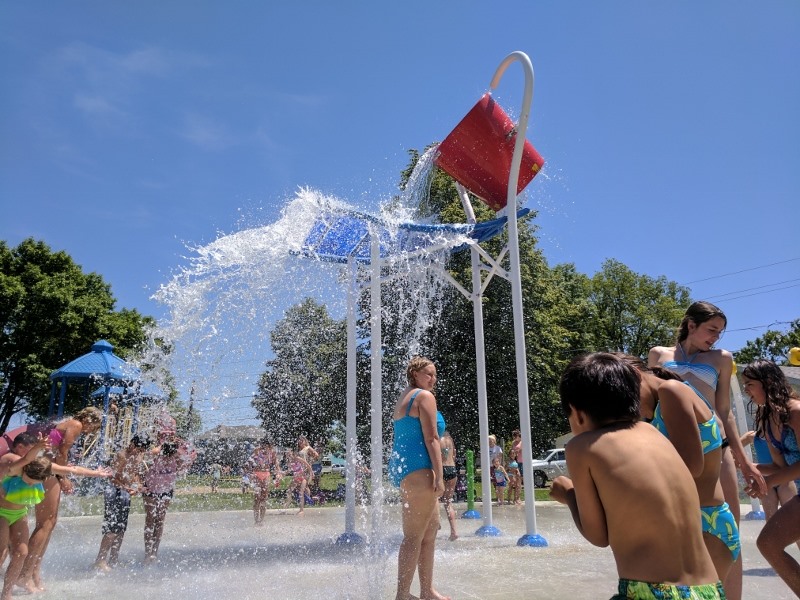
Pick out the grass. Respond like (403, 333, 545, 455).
(58, 474, 555, 517)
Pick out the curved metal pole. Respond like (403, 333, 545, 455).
(490, 51, 546, 546)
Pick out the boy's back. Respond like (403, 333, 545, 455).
(554, 352, 722, 598)
(567, 421, 716, 585)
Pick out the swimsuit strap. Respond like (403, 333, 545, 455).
(677, 343, 698, 364)
(405, 389, 423, 417)
(767, 422, 786, 453)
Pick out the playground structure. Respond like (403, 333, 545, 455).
(45, 339, 169, 459)
(296, 51, 547, 545)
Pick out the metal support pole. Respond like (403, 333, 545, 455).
(369, 233, 383, 540)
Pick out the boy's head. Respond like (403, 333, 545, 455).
(129, 434, 151, 451)
(559, 352, 640, 429)
(12, 431, 39, 455)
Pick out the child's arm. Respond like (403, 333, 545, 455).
(553, 442, 609, 547)
(759, 408, 800, 489)
(51, 463, 113, 479)
(660, 382, 704, 477)
(0, 437, 49, 478)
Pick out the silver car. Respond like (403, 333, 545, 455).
(530, 448, 568, 488)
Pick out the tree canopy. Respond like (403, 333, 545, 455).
(252, 298, 347, 447)
(0, 239, 152, 431)
(734, 319, 800, 365)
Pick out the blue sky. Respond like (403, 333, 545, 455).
(2, 2, 798, 428)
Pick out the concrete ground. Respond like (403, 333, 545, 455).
(33, 501, 797, 600)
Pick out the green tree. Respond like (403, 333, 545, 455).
(734, 319, 800, 365)
(0, 239, 152, 431)
(588, 259, 690, 357)
(252, 298, 347, 446)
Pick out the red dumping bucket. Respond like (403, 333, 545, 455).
(434, 93, 544, 212)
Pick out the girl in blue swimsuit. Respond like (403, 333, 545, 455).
(626, 356, 738, 585)
(389, 356, 451, 600)
(743, 359, 800, 596)
(649, 301, 765, 600)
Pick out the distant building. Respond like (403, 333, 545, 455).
(193, 424, 266, 474)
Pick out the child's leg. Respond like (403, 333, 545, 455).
(109, 531, 126, 565)
(18, 477, 60, 591)
(3, 520, 29, 600)
(757, 495, 800, 596)
(719, 450, 742, 600)
(297, 480, 307, 513)
(144, 495, 157, 558)
(94, 533, 116, 570)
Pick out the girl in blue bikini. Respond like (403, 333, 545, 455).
(649, 301, 765, 600)
(627, 356, 738, 586)
(743, 359, 800, 596)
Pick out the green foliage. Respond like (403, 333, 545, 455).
(734, 319, 800, 365)
(252, 298, 347, 446)
(0, 239, 151, 431)
(587, 259, 690, 357)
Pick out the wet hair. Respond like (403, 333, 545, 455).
(23, 457, 52, 481)
(676, 301, 727, 343)
(130, 434, 150, 449)
(406, 356, 434, 385)
(615, 353, 683, 382)
(559, 352, 640, 424)
(743, 359, 797, 438)
(74, 406, 103, 428)
(161, 441, 178, 457)
(12, 432, 39, 448)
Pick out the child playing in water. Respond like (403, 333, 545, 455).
(94, 434, 150, 571)
(282, 450, 312, 515)
(743, 359, 800, 596)
(491, 456, 509, 506)
(551, 352, 724, 599)
(1, 435, 111, 600)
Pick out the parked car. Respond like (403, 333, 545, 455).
(321, 454, 346, 474)
(530, 448, 567, 488)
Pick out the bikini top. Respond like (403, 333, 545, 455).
(767, 422, 800, 468)
(1, 475, 45, 507)
(661, 361, 719, 391)
(650, 381, 723, 454)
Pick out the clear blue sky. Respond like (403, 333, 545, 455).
(2, 2, 798, 428)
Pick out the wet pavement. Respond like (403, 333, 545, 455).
(36, 501, 796, 599)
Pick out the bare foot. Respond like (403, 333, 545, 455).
(143, 555, 157, 566)
(15, 578, 42, 594)
(449, 533, 458, 541)
(93, 561, 112, 573)
(297, 509, 305, 516)
(420, 590, 451, 600)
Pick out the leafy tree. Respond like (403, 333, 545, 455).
(734, 319, 800, 365)
(252, 298, 346, 446)
(0, 239, 152, 432)
(588, 259, 690, 357)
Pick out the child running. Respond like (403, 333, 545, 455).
(282, 449, 312, 515)
(551, 352, 724, 599)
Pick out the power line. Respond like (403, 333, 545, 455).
(706, 278, 800, 301)
(684, 257, 800, 285)
(706, 282, 800, 303)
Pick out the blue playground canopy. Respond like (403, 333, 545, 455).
(295, 207, 531, 264)
(48, 340, 140, 418)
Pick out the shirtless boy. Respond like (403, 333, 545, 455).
(551, 352, 724, 599)
(94, 435, 149, 571)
